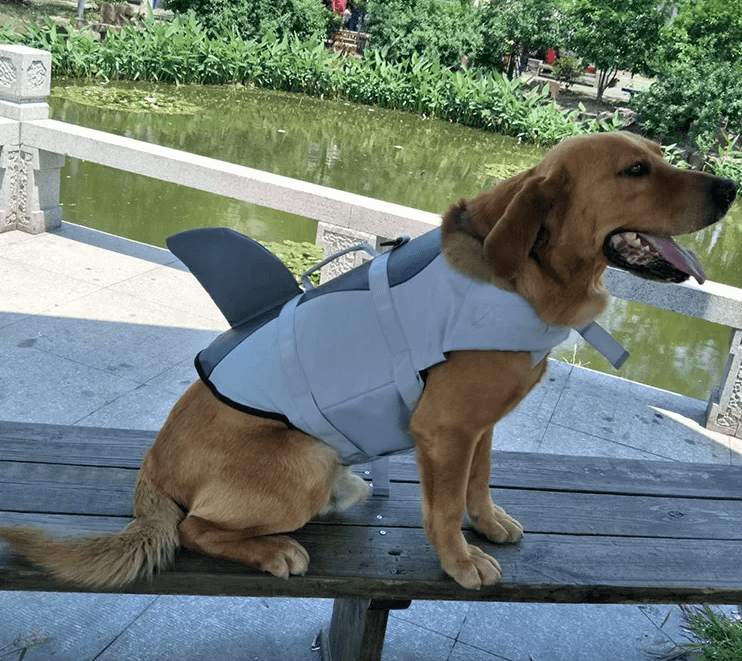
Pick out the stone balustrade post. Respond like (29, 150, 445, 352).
(0, 44, 63, 234)
(315, 222, 387, 283)
(706, 328, 742, 438)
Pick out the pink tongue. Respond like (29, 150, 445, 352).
(638, 234, 706, 284)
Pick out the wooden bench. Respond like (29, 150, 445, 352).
(1, 421, 741, 660)
(527, 59, 553, 77)
(325, 30, 371, 58)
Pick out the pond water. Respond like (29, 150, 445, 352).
(49, 80, 742, 401)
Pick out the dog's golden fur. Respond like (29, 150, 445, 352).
(0, 133, 737, 590)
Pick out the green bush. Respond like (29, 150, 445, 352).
(164, 0, 328, 42)
(366, 0, 482, 70)
(552, 56, 582, 89)
(657, 0, 742, 67)
(472, 0, 559, 75)
(630, 59, 742, 150)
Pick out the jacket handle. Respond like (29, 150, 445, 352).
(301, 242, 380, 290)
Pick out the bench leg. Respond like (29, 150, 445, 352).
(320, 598, 411, 661)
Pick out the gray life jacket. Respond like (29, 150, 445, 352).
(176, 228, 627, 466)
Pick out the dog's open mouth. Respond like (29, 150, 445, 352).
(603, 231, 706, 285)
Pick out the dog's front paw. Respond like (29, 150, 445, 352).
(470, 504, 523, 544)
(442, 544, 501, 589)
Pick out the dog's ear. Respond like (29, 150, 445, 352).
(482, 169, 567, 282)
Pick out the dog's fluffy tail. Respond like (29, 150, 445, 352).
(0, 453, 185, 588)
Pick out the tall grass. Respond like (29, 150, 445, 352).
(0, 13, 620, 146)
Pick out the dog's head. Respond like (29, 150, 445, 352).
(442, 132, 739, 327)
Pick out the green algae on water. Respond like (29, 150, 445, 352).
(52, 85, 201, 115)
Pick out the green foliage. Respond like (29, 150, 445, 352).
(659, 0, 742, 66)
(709, 140, 742, 181)
(0, 629, 52, 660)
(8, 12, 624, 146)
(660, 143, 692, 169)
(476, 0, 559, 72)
(471, 3, 509, 73)
(630, 59, 742, 149)
(551, 56, 582, 88)
(164, 0, 328, 42)
(366, 0, 482, 69)
(326, 11, 343, 37)
(682, 606, 742, 661)
(497, 0, 560, 49)
(0, 21, 19, 44)
(263, 240, 324, 285)
(561, 0, 670, 100)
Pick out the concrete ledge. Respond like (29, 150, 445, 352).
(22, 119, 441, 240)
(20, 120, 742, 333)
(0, 116, 19, 144)
(605, 267, 742, 328)
(0, 99, 48, 121)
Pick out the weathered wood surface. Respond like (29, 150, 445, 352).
(1, 421, 741, 604)
(1, 420, 738, 498)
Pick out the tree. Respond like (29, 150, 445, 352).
(560, 0, 670, 101)
(475, 0, 559, 76)
(366, 0, 482, 69)
(630, 59, 742, 149)
(659, 0, 742, 65)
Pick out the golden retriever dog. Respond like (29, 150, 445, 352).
(0, 133, 738, 590)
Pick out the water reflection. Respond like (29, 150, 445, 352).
(50, 80, 741, 400)
(52, 81, 546, 246)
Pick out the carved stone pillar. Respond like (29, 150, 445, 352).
(315, 222, 387, 283)
(706, 328, 742, 438)
(0, 45, 63, 234)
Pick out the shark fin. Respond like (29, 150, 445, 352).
(167, 227, 302, 328)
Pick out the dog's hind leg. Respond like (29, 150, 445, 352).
(178, 516, 310, 579)
(178, 465, 369, 577)
(152, 382, 348, 578)
(465, 426, 523, 544)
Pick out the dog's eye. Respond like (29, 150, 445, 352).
(620, 161, 650, 178)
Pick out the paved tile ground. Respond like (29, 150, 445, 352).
(1, 224, 739, 660)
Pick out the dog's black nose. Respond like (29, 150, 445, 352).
(713, 178, 739, 211)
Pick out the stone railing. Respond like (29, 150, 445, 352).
(2, 44, 742, 437)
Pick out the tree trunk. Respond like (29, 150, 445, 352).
(507, 49, 518, 79)
(596, 66, 617, 103)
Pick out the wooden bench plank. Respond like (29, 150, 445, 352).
(2, 518, 741, 604)
(3, 456, 741, 542)
(3, 465, 740, 542)
(2, 421, 739, 500)
(0, 421, 153, 467)
(0, 461, 137, 515)
(332, 486, 742, 540)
